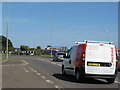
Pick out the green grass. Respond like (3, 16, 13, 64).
(0, 53, 53, 63)
(0, 54, 22, 63)
(9, 54, 53, 58)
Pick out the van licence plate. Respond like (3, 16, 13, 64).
(60, 58, 64, 60)
(88, 63, 100, 66)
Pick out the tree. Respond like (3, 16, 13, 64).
(47, 45, 51, 47)
(0, 35, 14, 51)
(20, 45, 29, 51)
(36, 46, 41, 50)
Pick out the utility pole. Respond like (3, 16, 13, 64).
(49, 17, 55, 57)
(6, 3, 9, 59)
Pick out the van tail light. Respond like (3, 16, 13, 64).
(82, 60, 85, 65)
(116, 54, 118, 59)
(82, 52, 85, 58)
(82, 52, 86, 65)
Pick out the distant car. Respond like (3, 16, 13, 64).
(30, 53, 34, 56)
(53, 52, 65, 61)
(118, 52, 120, 57)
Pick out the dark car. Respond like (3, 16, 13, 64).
(53, 52, 66, 61)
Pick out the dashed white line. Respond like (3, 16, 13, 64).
(58, 64, 62, 67)
(55, 85, 63, 89)
(41, 76, 46, 79)
(51, 62, 56, 64)
(23, 68, 29, 72)
(46, 80, 54, 84)
(114, 81, 120, 84)
(29, 68, 34, 71)
(37, 73, 41, 76)
(33, 70, 37, 72)
(28, 66, 63, 89)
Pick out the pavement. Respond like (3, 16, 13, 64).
(2, 56, 120, 89)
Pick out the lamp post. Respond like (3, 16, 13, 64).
(6, 3, 9, 59)
(49, 17, 55, 57)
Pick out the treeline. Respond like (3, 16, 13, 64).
(0, 35, 52, 55)
(0, 35, 14, 52)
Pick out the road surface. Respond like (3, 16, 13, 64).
(2, 56, 120, 89)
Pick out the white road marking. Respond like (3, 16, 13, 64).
(114, 81, 120, 84)
(55, 85, 63, 89)
(29, 67, 34, 71)
(21, 60, 29, 65)
(41, 76, 46, 79)
(37, 73, 41, 76)
(51, 62, 56, 64)
(28, 67, 63, 89)
(23, 68, 29, 72)
(33, 70, 37, 72)
(58, 64, 62, 67)
(46, 80, 53, 84)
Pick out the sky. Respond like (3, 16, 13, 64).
(2, 2, 118, 49)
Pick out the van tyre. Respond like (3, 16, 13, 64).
(62, 66, 67, 76)
(106, 78, 115, 84)
(75, 69, 84, 82)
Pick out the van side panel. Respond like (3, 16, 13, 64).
(75, 44, 87, 69)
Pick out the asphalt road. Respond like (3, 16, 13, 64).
(2, 56, 120, 89)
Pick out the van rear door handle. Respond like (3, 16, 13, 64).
(69, 60, 71, 64)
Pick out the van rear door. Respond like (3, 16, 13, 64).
(85, 43, 116, 75)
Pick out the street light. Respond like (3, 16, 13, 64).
(6, 3, 9, 59)
(49, 17, 55, 57)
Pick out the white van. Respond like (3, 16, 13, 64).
(62, 40, 119, 84)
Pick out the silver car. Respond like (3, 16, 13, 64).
(53, 52, 65, 61)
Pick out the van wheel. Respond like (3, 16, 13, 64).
(106, 78, 115, 84)
(75, 69, 83, 82)
(62, 66, 67, 76)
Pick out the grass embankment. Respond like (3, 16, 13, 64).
(9, 54, 52, 58)
(0, 54, 53, 63)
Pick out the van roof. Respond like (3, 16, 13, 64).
(75, 40, 113, 45)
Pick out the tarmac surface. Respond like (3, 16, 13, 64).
(2, 56, 120, 89)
